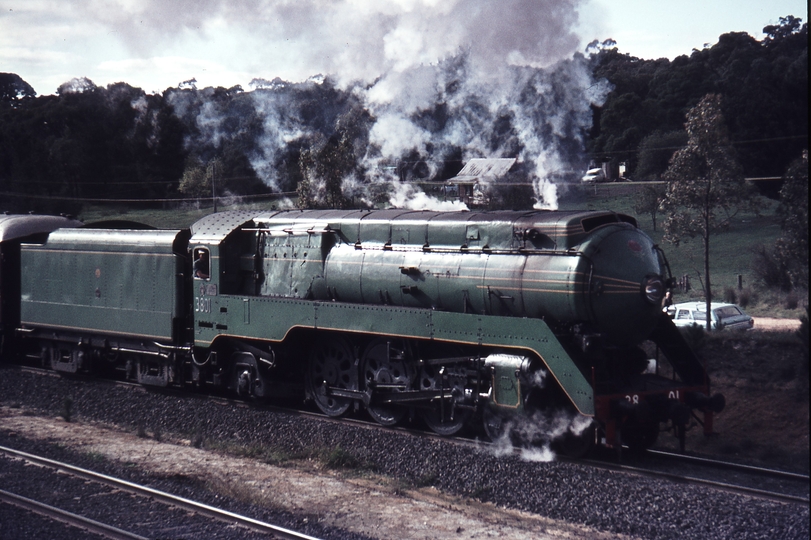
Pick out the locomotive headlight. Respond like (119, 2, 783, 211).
(643, 276, 665, 305)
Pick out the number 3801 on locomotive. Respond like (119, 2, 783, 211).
(0, 209, 725, 455)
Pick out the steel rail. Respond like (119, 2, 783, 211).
(590, 460, 810, 505)
(0, 488, 149, 540)
(0, 445, 323, 540)
(647, 448, 810, 481)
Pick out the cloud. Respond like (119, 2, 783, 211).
(68, 0, 585, 85)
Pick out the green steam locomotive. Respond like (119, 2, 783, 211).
(0, 209, 724, 455)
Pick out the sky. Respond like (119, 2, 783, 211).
(0, 0, 807, 97)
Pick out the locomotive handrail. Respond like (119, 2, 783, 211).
(653, 245, 675, 287)
(241, 227, 333, 236)
(349, 244, 585, 256)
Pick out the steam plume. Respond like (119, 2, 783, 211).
(118, 0, 607, 208)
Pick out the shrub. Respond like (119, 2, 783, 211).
(751, 244, 793, 291)
(191, 432, 204, 448)
(61, 397, 73, 423)
(737, 287, 753, 308)
(785, 291, 799, 309)
(680, 323, 707, 351)
(723, 287, 737, 304)
(324, 446, 359, 470)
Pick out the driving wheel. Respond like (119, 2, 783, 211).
(306, 337, 356, 417)
(419, 363, 471, 436)
(362, 339, 413, 426)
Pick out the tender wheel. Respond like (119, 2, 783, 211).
(419, 364, 471, 436)
(306, 337, 356, 417)
(362, 339, 413, 426)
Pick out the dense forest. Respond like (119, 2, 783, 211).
(0, 15, 806, 215)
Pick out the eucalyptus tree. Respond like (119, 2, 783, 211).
(775, 151, 809, 289)
(660, 94, 759, 330)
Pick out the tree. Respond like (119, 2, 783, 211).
(296, 105, 371, 209)
(633, 184, 666, 231)
(660, 94, 757, 330)
(296, 147, 316, 209)
(178, 158, 211, 198)
(635, 130, 688, 181)
(0, 73, 36, 107)
(774, 150, 809, 289)
(763, 15, 804, 43)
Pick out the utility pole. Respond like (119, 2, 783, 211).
(210, 160, 218, 213)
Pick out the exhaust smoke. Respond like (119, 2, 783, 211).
(117, 0, 607, 209)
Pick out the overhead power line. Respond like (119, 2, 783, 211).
(0, 191, 297, 204)
(588, 134, 808, 157)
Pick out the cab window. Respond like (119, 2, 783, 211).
(193, 248, 210, 280)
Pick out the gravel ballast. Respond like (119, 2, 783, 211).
(1, 367, 808, 540)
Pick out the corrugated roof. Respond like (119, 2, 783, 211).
(450, 158, 516, 183)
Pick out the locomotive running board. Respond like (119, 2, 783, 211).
(198, 296, 595, 416)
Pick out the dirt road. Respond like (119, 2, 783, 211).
(752, 317, 802, 332)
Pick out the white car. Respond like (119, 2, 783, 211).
(581, 168, 605, 183)
(665, 302, 754, 331)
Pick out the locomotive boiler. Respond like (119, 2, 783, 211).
(4, 209, 724, 455)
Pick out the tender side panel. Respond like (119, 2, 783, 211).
(21, 230, 185, 342)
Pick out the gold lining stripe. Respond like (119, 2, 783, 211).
(592, 274, 642, 286)
(24, 249, 176, 257)
(20, 321, 171, 341)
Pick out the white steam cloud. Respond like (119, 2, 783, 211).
(81, 1, 583, 82)
(117, 0, 607, 209)
(488, 409, 595, 462)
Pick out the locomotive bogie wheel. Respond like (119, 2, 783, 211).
(555, 422, 596, 458)
(235, 367, 267, 399)
(482, 406, 511, 442)
(362, 339, 412, 426)
(306, 337, 356, 417)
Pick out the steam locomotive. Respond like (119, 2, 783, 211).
(0, 209, 724, 455)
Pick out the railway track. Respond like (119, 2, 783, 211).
(0, 445, 323, 540)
